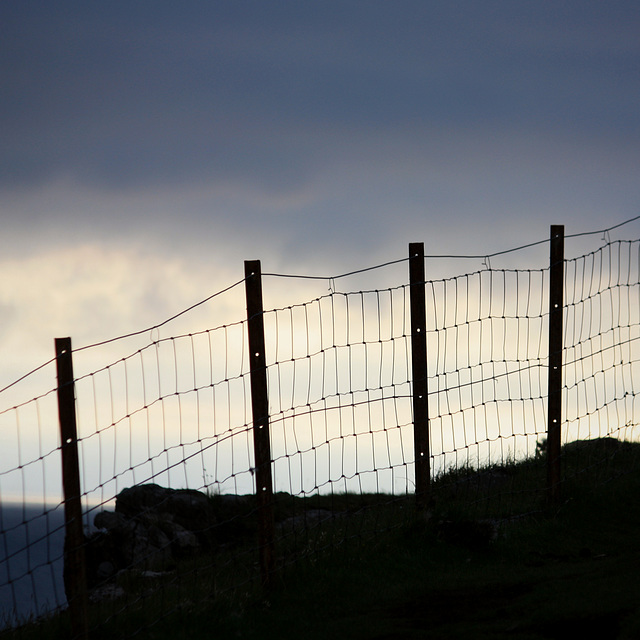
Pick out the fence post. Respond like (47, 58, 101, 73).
(547, 226, 565, 505)
(409, 243, 430, 512)
(244, 260, 276, 589)
(55, 337, 89, 640)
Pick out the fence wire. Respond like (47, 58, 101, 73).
(0, 229, 639, 636)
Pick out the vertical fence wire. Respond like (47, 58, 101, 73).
(0, 232, 639, 635)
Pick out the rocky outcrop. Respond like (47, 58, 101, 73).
(115, 484, 215, 534)
(85, 484, 348, 592)
(87, 484, 218, 586)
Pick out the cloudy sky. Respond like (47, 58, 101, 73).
(1, 0, 639, 386)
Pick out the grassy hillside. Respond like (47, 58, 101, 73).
(8, 438, 640, 639)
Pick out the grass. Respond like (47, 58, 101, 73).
(6, 438, 640, 639)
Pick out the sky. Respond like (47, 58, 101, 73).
(0, 0, 639, 510)
(1, 1, 639, 406)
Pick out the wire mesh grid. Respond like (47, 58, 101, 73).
(0, 231, 638, 636)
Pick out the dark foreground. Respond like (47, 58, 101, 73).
(193, 449, 640, 639)
(6, 440, 640, 639)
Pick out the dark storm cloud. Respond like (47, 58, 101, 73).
(1, 0, 638, 197)
(0, 0, 638, 391)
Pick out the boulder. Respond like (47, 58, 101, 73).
(116, 484, 216, 537)
(94, 510, 131, 533)
(87, 484, 218, 586)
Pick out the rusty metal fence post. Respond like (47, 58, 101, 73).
(547, 226, 565, 505)
(55, 337, 89, 640)
(409, 243, 430, 512)
(244, 260, 276, 589)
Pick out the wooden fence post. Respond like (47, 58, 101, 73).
(244, 260, 276, 589)
(55, 337, 89, 640)
(547, 226, 565, 505)
(409, 243, 430, 512)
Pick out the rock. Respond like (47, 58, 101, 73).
(166, 524, 199, 552)
(140, 570, 172, 579)
(87, 483, 219, 587)
(94, 510, 131, 533)
(123, 518, 173, 570)
(88, 584, 125, 603)
(116, 484, 216, 539)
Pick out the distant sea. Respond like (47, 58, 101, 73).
(0, 503, 66, 629)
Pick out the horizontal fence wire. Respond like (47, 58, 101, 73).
(0, 223, 639, 636)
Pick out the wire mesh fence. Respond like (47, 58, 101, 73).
(1, 222, 639, 637)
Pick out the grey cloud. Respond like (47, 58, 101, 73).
(0, 0, 638, 272)
(2, 1, 639, 194)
